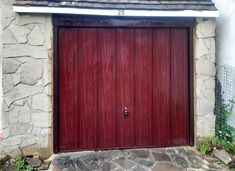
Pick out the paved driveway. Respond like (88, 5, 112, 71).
(51, 147, 227, 171)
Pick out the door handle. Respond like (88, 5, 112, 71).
(124, 107, 129, 116)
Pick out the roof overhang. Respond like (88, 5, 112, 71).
(13, 6, 219, 18)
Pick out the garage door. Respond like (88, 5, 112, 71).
(58, 27, 189, 151)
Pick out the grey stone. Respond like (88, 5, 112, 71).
(134, 158, 154, 168)
(132, 165, 148, 171)
(152, 152, 171, 161)
(115, 158, 136, 169)
(3, 44, 48, 58)
(196, 19, 216, 38)
(28, 25, 45, 46)
(9, 23, 31, 43)
(32, 93, 52, 112)
(3, 59, 21, 74)
(3, 29, 17, 44)
(10, 123, 32, 136)
(152, 162, 184, 171)
(4, 84, 43, 106)
(18, 104, 31, 123)
(3, 75, 14, 93)
(213, 149, 232, 165)
(131, 149, 150, 158)
(31, 112, 51, 128)
(26, 157, 42, 168)
(20, 14, 46, 25)
(21, 59, 43, 85)
(171, 154, 188, 168)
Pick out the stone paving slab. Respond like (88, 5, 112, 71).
(51, 147, 228, 171)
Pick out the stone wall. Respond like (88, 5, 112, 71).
(0, 0, 53, 159)
(0, 0, 216, 157)
(194, 18, 216, 138)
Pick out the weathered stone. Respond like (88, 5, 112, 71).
(26, 157, 42, 168)
(4, 84, 43, 106)
(152, 152, 171, 161)
(1, 135, 22, 147)
(3, 59, 21, 74)
(131, 149, 150, 158)
(115, 158, 135, 169)
(171, 154, 188, 168)
(18, 104, 31, 123)
(32, 94, 52, 112)
(8, 108, 19, 124)
(38, 161, 51, 170)
(196, 19, 216, 38)
(32, 128, 41, 137)
(23, 144, 38, 157)
(44, 84, 52, 96)
(45, 16, 53, 50)
(9, 23, 31, 43)
(31, 112, 51, 128)
(131, 165, 148, 171)
(42, 65, 52, 86)
(12, 73, 21, 85)
(197, 98, 214, 116)
(28, 25, 45, 46)
(20, 14, 45, 25)
(3, 29, 17, 44)
(14, 99, 24, 106)
(196, 114, 216, 137)
(21, 59, 43, 85)
(196, 58, 216, 76)
(0, 155, 11, 165)
(213, 149, 232, 165)
(3, 44, 48, 58)
(10, 123, 32, 136)
(134, 158, 154, 168)
(195, 38, 215, 62)
(152, 162, 184, 171)
(3, 75, 14, 93)
(3, 127, 10, 139)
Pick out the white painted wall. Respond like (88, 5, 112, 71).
(213, 0, 235, 127)
(213, 0, 235, 66)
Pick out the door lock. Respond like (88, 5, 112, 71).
(124, 107, 129, 116)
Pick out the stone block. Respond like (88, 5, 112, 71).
(3, 44, 48, 58)
(32, 94, 52, 112)
(21, 59, 43, 85)
(10, 123, 32, 136)
(3, 29, 17, 44)
(31, 112, 51, 128)
(28, 25, 45, 46)
(196, 114, 216, 137)
(196, 98, 214, 116)
(9, 22, 31, 43)
(3, 59, 21, 74)
(1, 135, 23, 147)
(4, 84, 43, 106)
(3, 75, 14, 93)
(195, 38, 215, 62)
(18, 104, 31, 123)
(20, 14, 45, 25)
(196, 58, 216, 76)
(196, 19, 216, 38)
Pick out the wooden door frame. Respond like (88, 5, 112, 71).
(53, 15, 195, 153)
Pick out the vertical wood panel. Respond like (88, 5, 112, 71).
(152, 29, 171, 146)
(77, 28, 98, 149)
(134, 29, 152, 146)
(171, 28, 189, 145)
(116, 28, 135, 147)
(97, 28, 116, 148)
(59, 28, 78, 150)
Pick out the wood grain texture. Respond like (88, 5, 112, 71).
(58, 27, 191, 151)
(77, 28, 98, 149)
(97, 28, 116, 148)
(134, 29, 152, 146)
(116, 28, 135, 147)
(152, 29, 171, 146)
(59, 28, 78, 150)
(171, 28, 189, 145)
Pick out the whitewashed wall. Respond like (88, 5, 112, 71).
(213, 0, 235, 127)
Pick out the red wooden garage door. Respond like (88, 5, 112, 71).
(58, 27, 189, 151)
